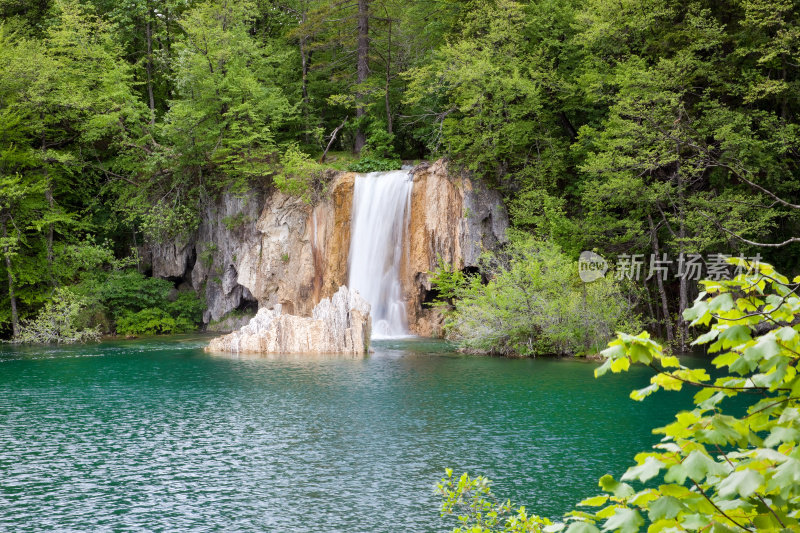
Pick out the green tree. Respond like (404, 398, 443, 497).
(122, 0, 295, 241)
(404, 0, 566, 188)
(0, 0, 147, 334)
(0, 175, 45, 337)
(14, 287, 101, 344)
(572, 0, 799, 349)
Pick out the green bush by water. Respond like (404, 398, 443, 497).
(12, 240, 205, 342)
(431, 238, 639, 357)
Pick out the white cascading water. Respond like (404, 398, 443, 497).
(348, 169, 414, 338)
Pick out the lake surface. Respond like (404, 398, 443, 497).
(0, 336, 697, 532)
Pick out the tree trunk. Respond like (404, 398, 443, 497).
(41, 133, 55, 287)
(301, 38, 310, 143)
(2, 219, 19, 337)
(45, 185, 55, 286)
(300, 8, 311, 144)
(354, 0, 369, 153)
(146, 7, 156, 124)
(676, 157, 689, 352)
(384, 15, 392, 134)
(648, 213, 673, 345)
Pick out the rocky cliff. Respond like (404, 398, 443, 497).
(145, 159, 507, 336)
(404, 160, 508, 335)
(205, 286, 371, 355)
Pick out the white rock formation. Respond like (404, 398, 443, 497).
(205, 286, 371, 356)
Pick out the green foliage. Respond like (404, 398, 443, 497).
(53, 239, 136, 285)
(347, 122, 402, 172)
(565, 261, 800, 531)
(437, 469, 553, 532)
(443, 261, 800, 532)
(166, 291, 205, 325)
(221, 212, 253, 231)
(2, 0, 800, 342)
(96, 269, 173, 317)
(433, 239, 639, 356)
(198, 243, 218, 269)
(115, 307, 194, 336)
(75, 268, 204, 335)
(347, 155, 401, 173)
(360, 125, 397, 160)
(274, 143, 328, 203)
(403, 0, 571, 189)
(429, 256, 467, 307)
(117, 0, 296, 241)
(13, 288, 101, 344)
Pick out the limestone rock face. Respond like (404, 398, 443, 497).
(143, 189, 263, 324)
(145, 159, 507, 338)
(206, 311, 256, 333)
(146, 175, 352, 325)
(205, 286, 371, 355)
(403, 160, 509, 336)
(233, 174, 353, 316)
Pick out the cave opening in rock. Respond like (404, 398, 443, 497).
(235, 298, 258, 315)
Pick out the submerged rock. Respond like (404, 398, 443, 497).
(205, 286, 371, 355)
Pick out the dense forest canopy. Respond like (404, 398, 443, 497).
(0, 0, 798, 345)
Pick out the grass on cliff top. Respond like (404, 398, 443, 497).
(315, 151, 359, 171)
(314, 151, 423, 172)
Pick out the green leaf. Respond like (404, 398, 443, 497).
(711, 351, 739, 368)
(610, 357, 630, 373)
(579, 495, 609, 507)
(717, 469, 764, 499)
(718, 325, 751, 348)
(621, 457, 664, 483)
(564, 522, 601, 533)
(648, 496, 683, 521)
(598, 475, 634, 498)
(764, 426, 800, 448)
(595, 359, 612, 378)
(743, 338, 781, 364)
(708, 293, 734, 313)
(692, 328, 720, 346)
(628, 343, 652, 364)
(602, 508, 643, 533)
(682, 450, 727, 480)
(630, 384, 658, 401)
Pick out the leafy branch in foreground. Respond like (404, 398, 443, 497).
(437, 468, 552, 533)
(440, 259, 800, 532)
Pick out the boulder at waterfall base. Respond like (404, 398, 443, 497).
(205, 286, 371, 355)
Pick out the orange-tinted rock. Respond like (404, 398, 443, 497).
(403, 160, 508, 335)
(151, 159, 507, 338)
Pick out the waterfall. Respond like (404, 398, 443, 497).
(348, 169, 414, 338)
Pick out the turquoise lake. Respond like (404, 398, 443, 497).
(0, 336, 698, 531)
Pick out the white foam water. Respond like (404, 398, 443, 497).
(348, 169, 414, 338)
